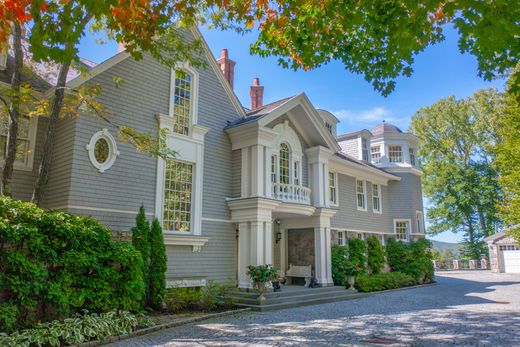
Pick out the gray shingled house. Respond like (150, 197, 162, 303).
(0, 28, 425, 288)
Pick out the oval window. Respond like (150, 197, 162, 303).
(94, 138, 109, 164)
(86, 129, 119, 173)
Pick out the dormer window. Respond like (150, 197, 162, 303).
(409, 148, 416, 166)
(172, 70, 192, 135)
(361, 138, 369, 161)
(325, 122, 333, 135)
(388, 145, 403, 163)
(371, 145, 381, 164)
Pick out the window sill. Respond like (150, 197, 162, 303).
(357, 207, 367, 212)
(163, 234, 209, 253)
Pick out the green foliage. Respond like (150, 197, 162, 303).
(410, 90, 503, 249)
(386, 238, 435, 284)
(164, 283, 238, 313)
(366, 236, 386, 274)
(148, 218, 167, 310)
(131, 204, 150, 305)
(495, 67, 520, 243)
(460, 240, 488, 260)
(354, 272, 416, 293)
(0, 196, 145, 333)
(331, 245, 349, 286)
(347, 238, 367, 275)
(246, 264, 278, 286)
(0, 311, 154, 347)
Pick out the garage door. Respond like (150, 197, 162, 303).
(503, 250, 520, 273)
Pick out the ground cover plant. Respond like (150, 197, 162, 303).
(164, 282, 238, 313)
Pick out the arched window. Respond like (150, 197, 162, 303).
(279, 143, 290, 184)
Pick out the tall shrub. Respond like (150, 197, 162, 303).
(367, 235, 385, 274)
(348, 238, 367, 275)
(331, 245, 349, 285)
(0, 197, 145, 332)
(148, 218, 167, 310)
(386, 238, 435, 284)
(131, 205, 150, 303)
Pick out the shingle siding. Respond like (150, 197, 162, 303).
(338, 137, 358, 158)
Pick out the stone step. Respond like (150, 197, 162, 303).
(235, 291, 370, 312)
(233, 286, 346, 299)
(236, 288, 357, 305)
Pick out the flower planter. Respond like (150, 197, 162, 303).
(346, 275, 356, 291)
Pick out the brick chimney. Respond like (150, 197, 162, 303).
(250, 77, 264, 110)
(216, 48, 236, 90)
(118, 42, 125, 53)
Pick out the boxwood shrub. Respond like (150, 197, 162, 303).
(0, 196, 145, 333)
(354, 272, 416, 292)
(366, 235, 385, 274)
(331, 245, 349, 285)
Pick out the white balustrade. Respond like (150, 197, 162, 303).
(272, 183, 311, 205)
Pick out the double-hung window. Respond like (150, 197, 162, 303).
(337, 231, 346, 246)
(388, 145, 403, 163)
(416, 211, 424, 233)
(329, 172, 337, 205)
(394, 220, 410, 241)
(372, 184, 381, 213)
(409, 148, 416, 166)
(0, 112, 35, 168)
(356, 179, 366, 211)
(163, 160, 193, 232)
(172, 70, 192, 135)
(279, 143, 290, 185)
(361, 138, 369, 161)
(371, 145, 381, 164)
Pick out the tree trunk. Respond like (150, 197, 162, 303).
(31, 62, 70, 205)
(1, 22, 23, 196)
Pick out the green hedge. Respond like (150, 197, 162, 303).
(331, 245, 349, 285)
(164, 282, 237, 313)
(386, 238, 435, 284)
(366, 235, 385, 274)
(348, 238, 367, 274)
(0, 197, 145, 333)
(354, 272, 416, 292)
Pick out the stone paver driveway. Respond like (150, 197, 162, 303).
(108, 271, 520, 346)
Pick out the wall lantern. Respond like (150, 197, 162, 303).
(275, 219, 282, 244)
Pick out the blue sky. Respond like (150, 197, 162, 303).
(78, 25, 506, 244)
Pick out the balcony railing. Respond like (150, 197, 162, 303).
(272, 183, 311, 205)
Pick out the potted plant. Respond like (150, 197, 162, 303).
(246, 264, 278, 300)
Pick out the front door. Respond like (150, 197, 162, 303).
(287, 228, 315, 278)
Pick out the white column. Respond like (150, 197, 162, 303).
(241, 148, 250, 197)
(323, 162, 330, 208)
(250, 145, 265, 197)
(238, 222, 251, 288)
(314, 226, 333, 286)
(265, 146, 273, 198)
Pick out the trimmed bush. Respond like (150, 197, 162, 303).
(367, 235, 385, 274)
(131, 205, 151, 304)
(348, 238, 367, 274)
(331, 245, 349, 285)
(164, 283, 237, 313)
(354, 272, 416, 292)
(386, 238, 435, 284)
(0, 311, 154, 346)
(0, 196, 145, 332)
(148, 218, 167, 310)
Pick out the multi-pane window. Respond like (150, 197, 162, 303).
(294, 161, 300, 185)
(271, 155, 277, 183)
(356, 179, 366, 210)
(361, 138, 369, 161)
(416, 211, 424, 233)
(172, 70, 192, 135)
(163, 160, 193, 232)
(329, 172, 337, 205)
(388, 145, 403, 163)
(395, 220, 409, 240)
(279, 143, 290, 184)
(325, 122, 333, 135)
(409, 148, 416, 166)
(372, 184, 381, 213)
(371, 145, 381, 164)
(337, 231, 346, 246)
(0, 113, 31, 165)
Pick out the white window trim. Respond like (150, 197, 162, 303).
(394, 218, 412, 242)
(356, 179, 367, 211)
(169, 62, 199, 133)
(0, 116, 38, 171)
(388, 144, 403, 163)
(85, 128, 120, 173)
(337, 230, 346, 246)
(409, 147, 416, 166)
(272, 121, 303, 186)
(329, 171, 338, 206)
(372, 183, 382, 214)
(358, 136, 369, 162)
(416, 210, 424, 233)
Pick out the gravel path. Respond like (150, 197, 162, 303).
(107, 271, 520, 346)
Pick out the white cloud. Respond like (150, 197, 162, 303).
(333, 107, 396, 123)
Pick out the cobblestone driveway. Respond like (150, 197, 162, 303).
(108, 271, 520, 346)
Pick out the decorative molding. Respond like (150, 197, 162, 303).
(163, 234, 209, 252)
(47, 205, 154, 216)
(86, 128, 120, 172)
(166, 277, 207, 288)
(226, 197, 281, 222)
(201, 217, 234, 223)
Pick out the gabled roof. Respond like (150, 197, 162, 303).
(245, 96, 294, 117)
(336, 129, 372, 141)
(485, 228, 519, 243)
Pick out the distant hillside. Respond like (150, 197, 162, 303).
(428, 240, 462, 256)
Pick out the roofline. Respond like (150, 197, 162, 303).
(331, 153, 401, 182)
(336, 129, 372, 141)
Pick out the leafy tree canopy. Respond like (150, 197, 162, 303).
(0, 0, 518, 96)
